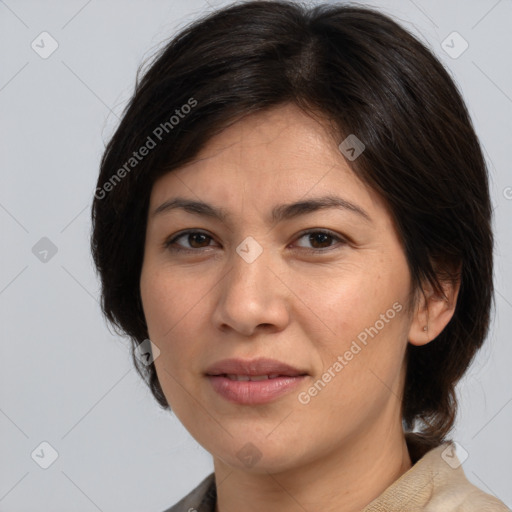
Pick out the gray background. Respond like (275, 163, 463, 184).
(1, 0, 511, 510)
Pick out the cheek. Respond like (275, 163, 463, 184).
(140, 266, 200, 411)
(140, 266, 192, 395)
(295, 259, 410, 407)
(140, 267, 171, 340)
(140, 262, 217, 390)
(295, 258, 409, 346)
(140, 262, 209, 340)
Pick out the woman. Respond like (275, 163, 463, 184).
(91, 1, 509, 510)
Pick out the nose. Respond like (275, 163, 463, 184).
(211, 242, 290, 337)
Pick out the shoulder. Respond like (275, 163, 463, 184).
(428, 459, 509, 511)
(427, 476, 510, 511)
(454, 487, 510, 511)
(161, 473, 216, 512)
(422, 442, 509, 511)
(363, 437, 509, 511)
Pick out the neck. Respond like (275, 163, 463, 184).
(213, 422, 412, 512)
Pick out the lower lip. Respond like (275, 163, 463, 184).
(207, 375, 307, 405)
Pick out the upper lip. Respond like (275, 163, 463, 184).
(205, 357, 308, 377)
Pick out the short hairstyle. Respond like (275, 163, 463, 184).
(91, 0, 493, 450)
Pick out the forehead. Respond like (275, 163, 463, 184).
(149, 103, 384, 216)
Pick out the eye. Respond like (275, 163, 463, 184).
(164, 229, 347, 254)
(292, 229, 347, 252)
(164, 230, 217, 252)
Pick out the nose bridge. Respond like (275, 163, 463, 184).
(213, 234, 289, 334)
(229, 234, 275, 299)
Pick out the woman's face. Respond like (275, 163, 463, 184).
(140, 103, 417, 473)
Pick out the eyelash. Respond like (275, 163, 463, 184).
(163, 229, 347, 254)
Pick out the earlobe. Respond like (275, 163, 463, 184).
(408, 277, 460, 346)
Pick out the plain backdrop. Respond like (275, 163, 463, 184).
(1, 0, 511, 511)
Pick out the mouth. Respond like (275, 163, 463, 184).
(210, 373, 307, 381)
(205, 357, 308, 378)
(206, 374, 308, 405)
(205, 358, 309, 405)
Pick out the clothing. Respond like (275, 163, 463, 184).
(162, 434, 509, 511)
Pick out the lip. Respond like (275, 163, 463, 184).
(205, 357, 307, 377)
(207, 375, 307, 405)
(205, 357, 309, 405)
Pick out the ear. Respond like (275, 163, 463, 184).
(408, 273, 461, 346)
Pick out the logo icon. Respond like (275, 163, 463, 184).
(236, 442, 263, 468)
(441, 32, 469, 59)
(236, 236, 263, 264)
(338, 134, 365, 161)
(441, 441, 468, 469)
(31, 441, 59, 469)
(135, 338, 161, 366)
(31, 32, 59, 59)
(32, 237, 58, 263)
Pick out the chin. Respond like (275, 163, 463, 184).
(210, 434, 307, 475)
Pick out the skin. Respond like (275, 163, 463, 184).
(140, 103, 458, 512)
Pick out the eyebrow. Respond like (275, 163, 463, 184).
(152, 195, 372, 224)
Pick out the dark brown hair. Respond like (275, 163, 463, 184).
(91, 0, 493, 450)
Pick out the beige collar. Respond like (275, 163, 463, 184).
(362, 437, 508, 511)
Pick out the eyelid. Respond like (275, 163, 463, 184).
(292, 228, 347, 251)
(163, 229, 217, 250)
(164, 228, 348, 253)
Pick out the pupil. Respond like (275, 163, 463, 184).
(190, 233, 207, 248)
(310, 233, 330, 248)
